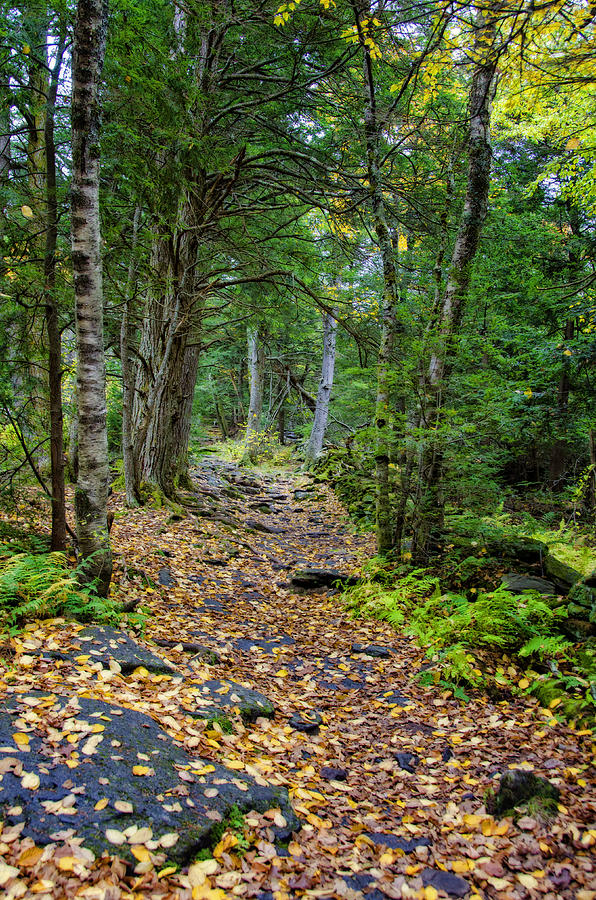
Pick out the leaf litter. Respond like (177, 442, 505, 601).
(0, 458, 595, 899)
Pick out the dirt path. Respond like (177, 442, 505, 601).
(2, 459, 595, 899)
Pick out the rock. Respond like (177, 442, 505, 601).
(486, 770, 560, 816)
(320, 766, 348, 781)
(544, 556, 582, 593)
(351, 642, 392, 658)
(567, 603, 590, 620)
(0, 692, 298, 863)
(77, 626, 177, 674)
(421, 868, 469, 897)
(394, 752, 419, 773)
(187, 679, 275, 722)
(501, 573, 556, 595)
(152, 639, 221, 664)
(568, 575, 596, 610)
(368, 832, 431, 852)
(158, 567, 173, 586)
(245, 519, 285, 534)
(290, 568, 359, 589)
(289, 711, 323, 733)
(561, 618, 596, 642)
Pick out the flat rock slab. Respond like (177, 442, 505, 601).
(421, 867, 469, 897)
(501, 573, 556, 595)
(375, 688, 410, 707)
(367, 832, 431, 852)
(77, 626, 177, 675)
(351, 643, 392, 658)
(290, 569, 360, 589)
(185, 679, 275, 722)
(0, 692, 297, 864)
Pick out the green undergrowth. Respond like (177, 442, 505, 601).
(0, 548, 122, 633)
(343, 556, 596, 727)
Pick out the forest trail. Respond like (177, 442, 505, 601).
(1, 459, 595, 899)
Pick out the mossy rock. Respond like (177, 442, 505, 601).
(486, 770, 560, 817)
(544, 556, 582, 594)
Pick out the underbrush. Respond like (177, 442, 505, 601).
(0, 548, 121, 633)
(343, 558, 596, 725)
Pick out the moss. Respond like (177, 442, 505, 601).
(206, 714, 234, 734)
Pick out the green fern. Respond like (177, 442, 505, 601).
(0, 550, 120, 629)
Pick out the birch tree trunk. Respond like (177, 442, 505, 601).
(120, 206, 141, 507)
(45, 34, 67, 550)
(244, 326, 265, 461)
(412, 10, 498, 563)
(305, 311, 337, 463)
(71, 0, 112, 595)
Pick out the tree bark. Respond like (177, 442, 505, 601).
(45, 34, 67, 551)
(71, 0, 112, 595)
(121, 205, 142, 507)
(305, 310, 337, 462)
(244, 326, 265, 460)
(356, 5, 402, 554)
(412, 9, 498, 563)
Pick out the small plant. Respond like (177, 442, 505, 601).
(206, 714, 234, 734)
(0, 549, 121, 631)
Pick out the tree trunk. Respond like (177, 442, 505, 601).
(121, 206, 142, 507)
(45, 35, 67, 551)
(244, 326, 265, 460)
(357, 9, 402, 554)
(305, 310, 337, 462)
(412, 10, 498, 563)
(71, 0, 112, 595)
(171, 342, 201, 488)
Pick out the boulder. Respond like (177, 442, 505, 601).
(501, 573, 556, 595)
(186, 679, 275, 722)
(543, 556, 583, 593)
(486, 769, 560, 817)
(561, 618, 596, 642)
(290, 568, 359, 589)
(76, 626, 177, 675)
(0, 692, 297, 864)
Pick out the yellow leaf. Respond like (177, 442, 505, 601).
(18, 846, 44, 867)
(131, 845, 152, 863)
(549, 697, 562, 709)
(192, 765, 215, 775)
(222, 759, 244, 770)
(57, 856, 76, 871)
(114, 800, 133, 813)
(13, 732, 30, 745)
(157, 866, 177, 878)
(563, 349, 572, 356)
(188, 859, 218, 887)
(462, 813, 483, 828)
(105, 828, 126, 845)
(398, 233, 408, 252)
(94, 798, 109, 811)
(379, 850, 393, 866)
(0, 861, 20, 885)
(21, 204, 34, 219)
(22, 44, 30, 54)
(423, 888, 439, 900)
(21, 771, 40, 790)
(566, 137, 580, 150)
(517, 873, 538, 890)
(132, 765, 151, 776)
(159, 832, 179, 848)
(274, 668, 288, 677)
(288, 841, 303, 856)
(518, 678, 530, 689)
(452, 859, 474, 873)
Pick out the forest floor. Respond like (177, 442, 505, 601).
(1, 457, 596, 900)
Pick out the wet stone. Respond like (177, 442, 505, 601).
(367, 832, 431, 853)
(158, 567, 173, 586)
(320, 767, 348, 781)
(351, 642, 392, 658)
(421, 867, 469, 897)
(501, 573, 556, 595)
(186, 679, 275, 722)
(290, 568, 360, 589)
(77, 626, 177, 675)
(289, 711, 323, 733)
(375, 688, 409, 707)
(394, 752, 420, 773)
(0, 692, 297, 864)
